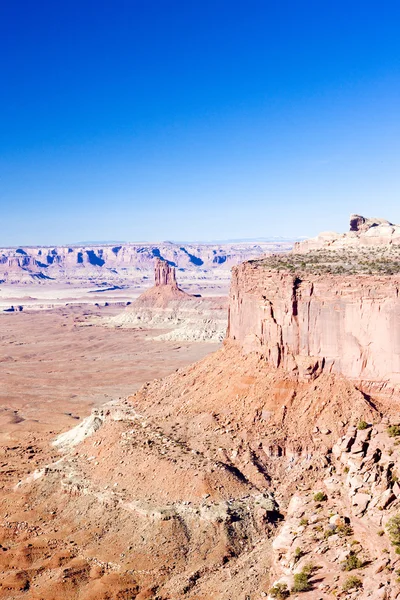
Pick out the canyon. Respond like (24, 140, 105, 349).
(1, 215, 400, 599)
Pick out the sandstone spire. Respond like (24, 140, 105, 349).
(154, 258, 178, 288)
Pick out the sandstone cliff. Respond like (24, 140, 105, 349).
(228, 261, 400, 398)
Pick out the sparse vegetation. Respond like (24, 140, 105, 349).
(299, 518, 308, 526)
(301, 563, 316, 576)
(255, 246, 400, 276)
(386, 514, 400, 549)
(294, 547, 304, 562)
(337, 523, 353, 537)
(290, 564, 316, 593)
(357, 420, 368, 430)
(341, 551, 363, 571)
(387, 425, 400, 438)
(342, 576, 363, 592)
(324, 528, 335, 539)
(292, 570, 312, 593)
(268, 582, 290, 599)
(313, 492, 327, 502)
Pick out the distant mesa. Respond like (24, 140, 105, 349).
(0, 240, 293, 286)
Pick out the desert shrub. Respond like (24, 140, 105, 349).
(299, 518, 308, 526)
(386, 514, 400, 548)
(342, 576, 362, 592)
(378, 529, 384, 536)
(294, 547, 304, 562)
(301, 563, 316, 576)
(269, 582, 290, 599)
(343, 466, 349, 473)
(292, 571, 312, 593)
(313, 492, 327, 502)
(341, 551, 363, 571)
(324, 528, 335, 539)
(387, 425, 400, 438)
(357, 420, 368, 430)
(337, 523, 353, 537)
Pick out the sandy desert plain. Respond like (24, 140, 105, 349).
(0, 271, 228, 493)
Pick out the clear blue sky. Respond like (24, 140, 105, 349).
(1, 1, 399, 245)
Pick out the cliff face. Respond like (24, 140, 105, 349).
(228, 261, 400, 396)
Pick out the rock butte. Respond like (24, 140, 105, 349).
(1, 214, 400, 599)
(105, 257, 228, 342)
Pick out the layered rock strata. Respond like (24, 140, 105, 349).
(228, 262, 400, 398)
(0, 240, 292, 285)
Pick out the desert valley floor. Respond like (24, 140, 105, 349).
(0, 302, 217, 477)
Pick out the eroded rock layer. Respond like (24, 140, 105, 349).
(228, 262, 400, 398)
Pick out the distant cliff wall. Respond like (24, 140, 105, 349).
(0, 241, 293, 284)
(228, 261, 400, 397)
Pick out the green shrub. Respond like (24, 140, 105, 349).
(337, 523, 353, 537)
(301, 563, 316, 576)
(324, 528, 335, 539)
(313, 492, 327, 502)
(269, 582, 290, 599)
(294, 547, 304, 562)
(357, 421, 368, 430)
(292, 571, 312, 593)
(341, 551, 363, 571)
(386, 514, 400, 547)
(342, 576, 362, 592)
(387, 425, 400, 438)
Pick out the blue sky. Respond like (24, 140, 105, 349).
(1, 1, 399, 245)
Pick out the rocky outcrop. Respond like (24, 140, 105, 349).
(350, 214, 394, 233)
(228, 262, 400, 398)
(295, 214, 400, 252)
(269, 421, 400, 599)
